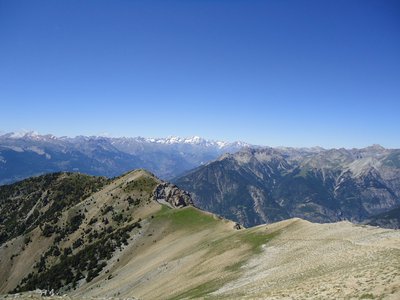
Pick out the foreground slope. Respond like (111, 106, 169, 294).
(213, 219, 400, 299)
(73, 217, 400, 300)
(0, 170, 271, 299)
(1, 170, 400, 299)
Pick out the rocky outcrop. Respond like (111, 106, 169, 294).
(152, 183, 193, 208)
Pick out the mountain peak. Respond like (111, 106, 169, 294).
(0, 132, 249, 184)
(2, 131, 58, 141)
(366, 144, 386, 151)
(174, 144, 400, 228)
(142, 135, 248, 148)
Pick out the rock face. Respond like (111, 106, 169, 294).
(152, 183, 193, 208)
(174, 146, 400, 228)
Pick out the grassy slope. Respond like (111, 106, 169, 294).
(156, 206, 278, 299)
(2, 169, 399, 300)
(211, 219, 400, 300)
(71, 203, 278, 300)
(0, 170, 159, 293)
(2, 200, 400, 299)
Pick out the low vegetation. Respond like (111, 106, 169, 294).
(13, 221, 141, 293)
(123, 176, 158, 195)
(1, 170, 399, 300)
(0, 173, 107, 244)
(155, 205, 219, 231)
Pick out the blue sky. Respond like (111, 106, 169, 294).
(0, 0, 399, 148)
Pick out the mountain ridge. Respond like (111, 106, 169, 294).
(0, 132, 249, 184)
(174, 146, 400, 228)
(1, 170, 399, 299)
(1, 131, 250, 148)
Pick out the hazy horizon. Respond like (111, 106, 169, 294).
(0, 129, 396, 150)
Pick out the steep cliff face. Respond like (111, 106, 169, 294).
(174, 147, 400, 228)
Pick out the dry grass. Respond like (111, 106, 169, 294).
(1, 170, 399, 299)
(212, 219, 400, 299)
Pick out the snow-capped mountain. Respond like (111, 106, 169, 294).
(0, 132, 250, 184)
(138, 135, 248, 148)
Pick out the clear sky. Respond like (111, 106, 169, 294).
(0, 0, 399, 148)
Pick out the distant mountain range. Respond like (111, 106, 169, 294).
(0, 131, 248, 185)
(174, 145, 400, 228)
(2, 131, 400, 229)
